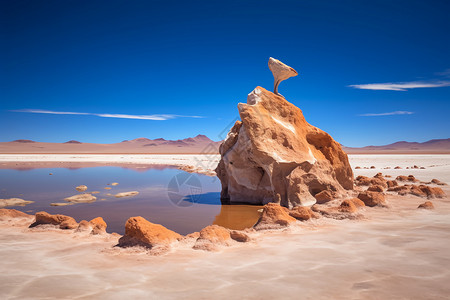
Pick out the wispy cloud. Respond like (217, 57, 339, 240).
(10, 109, 203, 120)
(348, 80, 450, 91)
(359, 111, 414, 117)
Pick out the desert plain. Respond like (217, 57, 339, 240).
(0, 153, 449, 299)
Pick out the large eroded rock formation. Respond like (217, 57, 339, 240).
(215, 86, 354, 208)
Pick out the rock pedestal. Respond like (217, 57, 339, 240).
(215, 86, 353, 208)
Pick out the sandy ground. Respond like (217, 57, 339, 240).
(1, 155, 450, 299)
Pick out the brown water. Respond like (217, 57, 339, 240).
(0, 165, 262, 235)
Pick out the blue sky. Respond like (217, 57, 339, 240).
(1, 0, 449, 147)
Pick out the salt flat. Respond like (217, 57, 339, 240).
(0, 154, 449, 299)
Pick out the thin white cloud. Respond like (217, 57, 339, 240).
(359, 111, 414, 117)
(348, 80, 450, 91)
(10, 109, 203, 120)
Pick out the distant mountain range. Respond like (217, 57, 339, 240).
(0, 136, 448, 154)
(343, 138, 450, 154)
(0, 135, 221, 154)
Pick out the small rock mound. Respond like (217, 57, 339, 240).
(230, 230, 251, 243)
(193, 225, 232, 251)
(339, 199, 357, 213)
(90, 217, 107, 235)
(253, 203, 296, 230)
(418, 201, 434, 210)
(118, 216, 181, 249)
(75, 185, 88, 192)
(0, 208, 32, 221)
(30, 211, 78, 229)
(367, 185, 384, 192)
(288, 206, 318, 220)
(314, 190, 334, 204)
(64, 193, 96, 203)
(357, 191, 385, 207)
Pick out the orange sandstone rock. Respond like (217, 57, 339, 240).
(289, 206, 318, 220)
(89, 217, 107, 235)
(418, 201, 434, 209)
(30, 211, 78, 229)
(357, 191, 386, 207)
(339, 199, 358, 213)
(0, 208, 31, 220)
(215, 86, 353, 208)
(254, 203, 296, 229)
(193, 225, 232, 251)
(118, 216, 182, 249)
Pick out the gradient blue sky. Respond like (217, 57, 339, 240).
(1, 0, 449, 147)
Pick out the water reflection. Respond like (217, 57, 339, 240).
(0, 165, 261, 235)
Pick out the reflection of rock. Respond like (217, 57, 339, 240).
(75, 185, 87, 192)
(268, 57, 298, 95)
(0, 198, 34, 208)
(215, 86, 353, 208)
(193, 225, 232, 251)
(115, 191, 139, 198)
(418, 201, 434, 209)
(118, 216, 181, 249)
(254, 203, 296, 230)
(30, 211, 78, 229)
(212, 205, 262, 230)
(64, 193, 97, 203)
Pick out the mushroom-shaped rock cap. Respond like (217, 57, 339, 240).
(268, 57, 298, 95)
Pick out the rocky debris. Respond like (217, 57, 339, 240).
(386, 180, 398, 188)
(193, 225, 232, 251)
(314, 190, 334, 204)
(355, 176, 371, 186)
(394, 166, 402, 169)
(0, 198, 34, 208)
(288, 206, 318, 221)
(431, 179, 446, 185)
(370, 166, 376, 169)
(357, 191, 386, 207)
(339, 199, 358, 213)
(396, 175, 418, 182)
(30, 211, 78, 229)
(115, 191, 139, 198)
(268, 57, 298, 95)
(230, 230, 251, 243)
(415, 185, 445, 199)
(410, 185, 428, 197)
(389, 184, 445, 198)
(0, 208, 32, 221)
(76, 220, 92, 232)
(418, 201, 434, 210)
(90, 217, 107, 235)
(64, 193, 97, 204)
(184, 232, 200, 239)
(118, 216, 181, 249)
(75, 185, 88, 192)
(215, 85, 353, 208)
(368, 185, 384, 192)
(253, 203, 297, 230)
(355, 166, 361, 169)
(348, 197, 365, 208)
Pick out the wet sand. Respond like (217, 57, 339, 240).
(0, 155, 449, 299)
